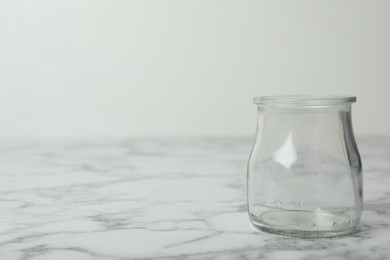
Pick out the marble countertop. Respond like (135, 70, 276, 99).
(0, 136, 389, 260)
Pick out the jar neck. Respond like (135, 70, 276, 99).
(255, 104, 355, 150)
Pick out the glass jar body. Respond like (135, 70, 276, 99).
(247, 98, 362, 238)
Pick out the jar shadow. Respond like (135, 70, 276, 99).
(354, 201, 390, 238)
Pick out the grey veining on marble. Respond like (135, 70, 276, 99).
(0, 136, 389, 260)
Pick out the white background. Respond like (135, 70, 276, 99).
(0, 0, 389, 138)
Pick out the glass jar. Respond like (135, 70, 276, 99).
(247, 96, 362, 238)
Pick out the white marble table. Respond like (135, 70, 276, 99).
(0, 136, 389, 260)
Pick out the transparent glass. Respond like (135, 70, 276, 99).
(247, 96, 363, 238)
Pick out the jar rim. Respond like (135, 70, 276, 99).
(253, 95, 356, 106)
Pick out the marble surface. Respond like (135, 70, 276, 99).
(0, 136, 389, 260)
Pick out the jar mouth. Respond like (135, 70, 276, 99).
(253, 95, 356, 106)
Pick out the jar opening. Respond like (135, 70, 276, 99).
(253, 95, 356, 106)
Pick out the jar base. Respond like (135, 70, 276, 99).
(250, 210, 359, 238)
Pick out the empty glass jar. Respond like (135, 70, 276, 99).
(247, 96, 362, 238)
